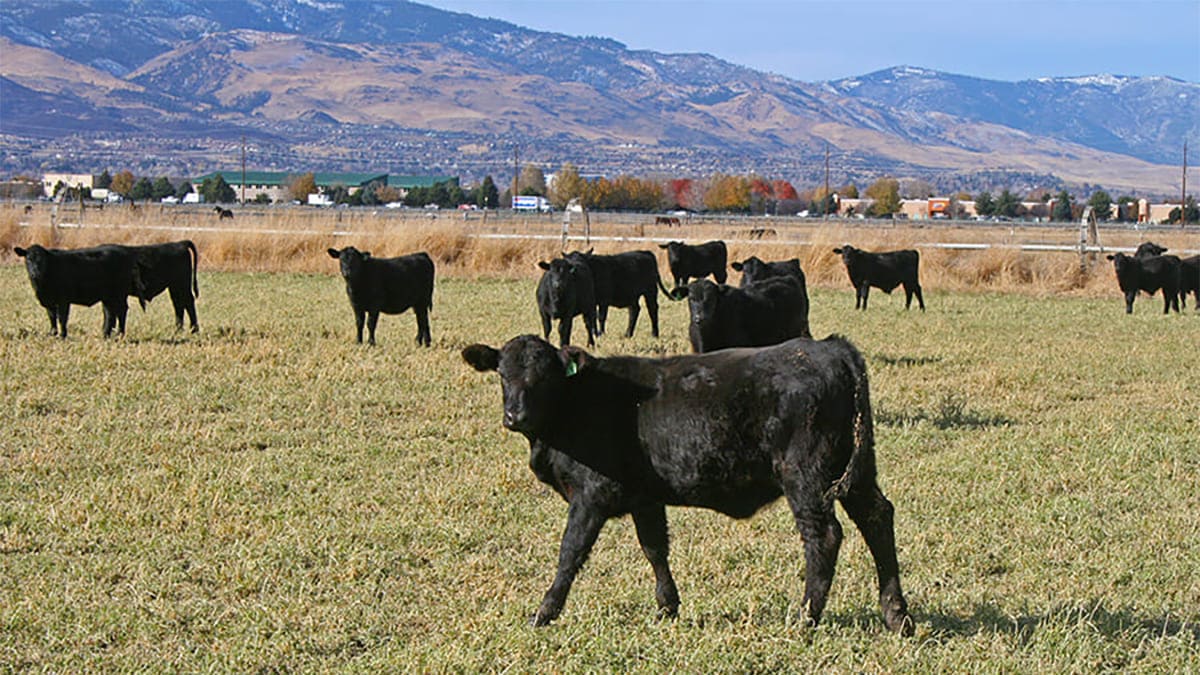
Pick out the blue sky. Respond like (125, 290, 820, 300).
(422, 0, 1200, 82)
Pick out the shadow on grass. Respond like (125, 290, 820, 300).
(914, 601, 1200, 644)
(877, 394, 1014, 430)
(873, 354, 942, 368)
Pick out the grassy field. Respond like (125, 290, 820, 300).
(1, 243, 1199, 670)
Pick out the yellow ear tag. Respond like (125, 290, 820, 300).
(565, 361, 579, 377)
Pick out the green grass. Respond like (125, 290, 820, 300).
(1, 264, 1198, 672)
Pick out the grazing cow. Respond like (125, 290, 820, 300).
(674, 277, 811, 353)
(1179, 256, 1200, 308)
(832, 245, 925, 311)
(327, 247, 434, 345)
(1106, 252, 1181, 314)
(536, 257, 598, 347)
(213, 206, 234, 220)
(1134, 241, 1168, 258)
(564, 250, 673, 338)
(14, 244, 142, 338)
(462, 334, 913, 634)
(654, 216, 681, 226)
(126, 240, 200, 332)
(658, 240, 727, 289)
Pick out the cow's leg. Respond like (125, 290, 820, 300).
(414, 305, 431, 347)
(56, 304, 70, 339)
(625, 304, 640, 338)
(783, 486, 843, 628)
(557, 316, 573, 347)
(645, 295, 660, 338)
(858, 284, 870, 310)
(839, 483, 914, 636)
(101, 304, 115, 338)
(45, 306, 58, 336)
(185, 297, 199, 333)
(1167, 289, 1180, 314)
(583, 310, 597, 347)
(914, 284, 925, 311)
(354, 308, 366, 343)
(596, 305, 608, 336)
(631, 505, 680, 618)
(714, 268, 727, 284)
(534, 501, 607, 626)
(366, 311, 380, 346)
(114, 299, 128, 336)
(1124, 291, 1136, 314)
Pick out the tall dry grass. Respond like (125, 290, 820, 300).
(2, 202, 1196, 296)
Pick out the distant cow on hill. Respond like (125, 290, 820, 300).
(658, 240, 727, 289)
(126, 240, 200, 332)
(328, 247, 434, 345)
(832, 245, 925, 311)
(536, 257, 598, 347)
(675, 277, 810, 353)
(15, 244, 143, 338)
(1106, 252, 1181, 314)
(564, 250, 672, 338)
(462, 333, 913, 634)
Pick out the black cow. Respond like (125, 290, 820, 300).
(1179, 256, 1200, 308)
(536, 257, 598, 347)
(564, 250, 673, 338)
(731, 256, 807, 287)
(832, 246, 925, 311)
(462, 334, 913, 634)
(658, 240, 727, 289)
(126, 240, 200, 332)
(213, 206, 234, 220)
(1106, 252, 1181, 314)
(15, 244, 142, 338)
(328, 247, 434, 345)
(1134, 241, 1168, 258)
(674, 277, 811, 353)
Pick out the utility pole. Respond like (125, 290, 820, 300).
(512, 145, 519, 210)
(241, 135, 247, 205)
(823, 143, 831, 220)
(1182, 140, 1188, 227)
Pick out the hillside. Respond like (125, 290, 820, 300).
(0, 0, 1195, 195)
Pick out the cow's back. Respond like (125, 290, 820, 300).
(354, 252, 434, 313)
(43, 246, 136, 306)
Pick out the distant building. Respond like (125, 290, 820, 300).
(191, 171, 458, 203)
(42, 173, 94, 198)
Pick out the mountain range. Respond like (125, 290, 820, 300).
(1, 0, 1196, 196)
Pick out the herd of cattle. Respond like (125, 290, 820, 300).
(9, 236, 1197, 634)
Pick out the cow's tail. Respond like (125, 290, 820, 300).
(825, 338, 876, 504)
(656, 271, 680, 301)
(185, 240, 199, 298)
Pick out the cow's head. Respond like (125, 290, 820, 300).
(463, 335, 596, 434)
(1134, 242, 1168, 258)
(328, 247, 370, 278)
(658, 241, 685, 267)
(1107, 252, 1137, 276)
(731, 256, 767, 283)
(537, 258, 581, 312)
(832, 245, 863, 267)
(14, 245, 49, 281)
(679, 279, 725, 326)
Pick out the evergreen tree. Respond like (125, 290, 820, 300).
(975, 191, 995, 217)
(151, 176, 175, 201)
(478, 176, 499, 209)
(1052, 190, 1074, 222)
(1087, 190, 1113, 221)
(95, 170, 113, 190)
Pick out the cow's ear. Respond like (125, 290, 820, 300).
(1106, 254, 1115, 261)
(559, 346, 595, 377)
(361, 251, 371, 259)
(14, 247, 27, 257)
(657, 243, 669, 249)
(832, 248, 843, 255)
(327, 248, 341, 259)
(671, 286, 689, 300)
(537, 261, 550, 270)
(462, 344, 500, 372)
(731, 261, 744, 271)
(585, 247, 594, 255)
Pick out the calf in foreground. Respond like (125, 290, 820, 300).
(127, 240, 200, 332)
(328, 247, 434, 345)
(15, 244, 142, 338)
(832, 246, 925, 311)
(462, 334, 913, 634)
(1106, 252, 1180, 314)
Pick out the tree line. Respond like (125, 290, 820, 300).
(52, 167, 1197, 224)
